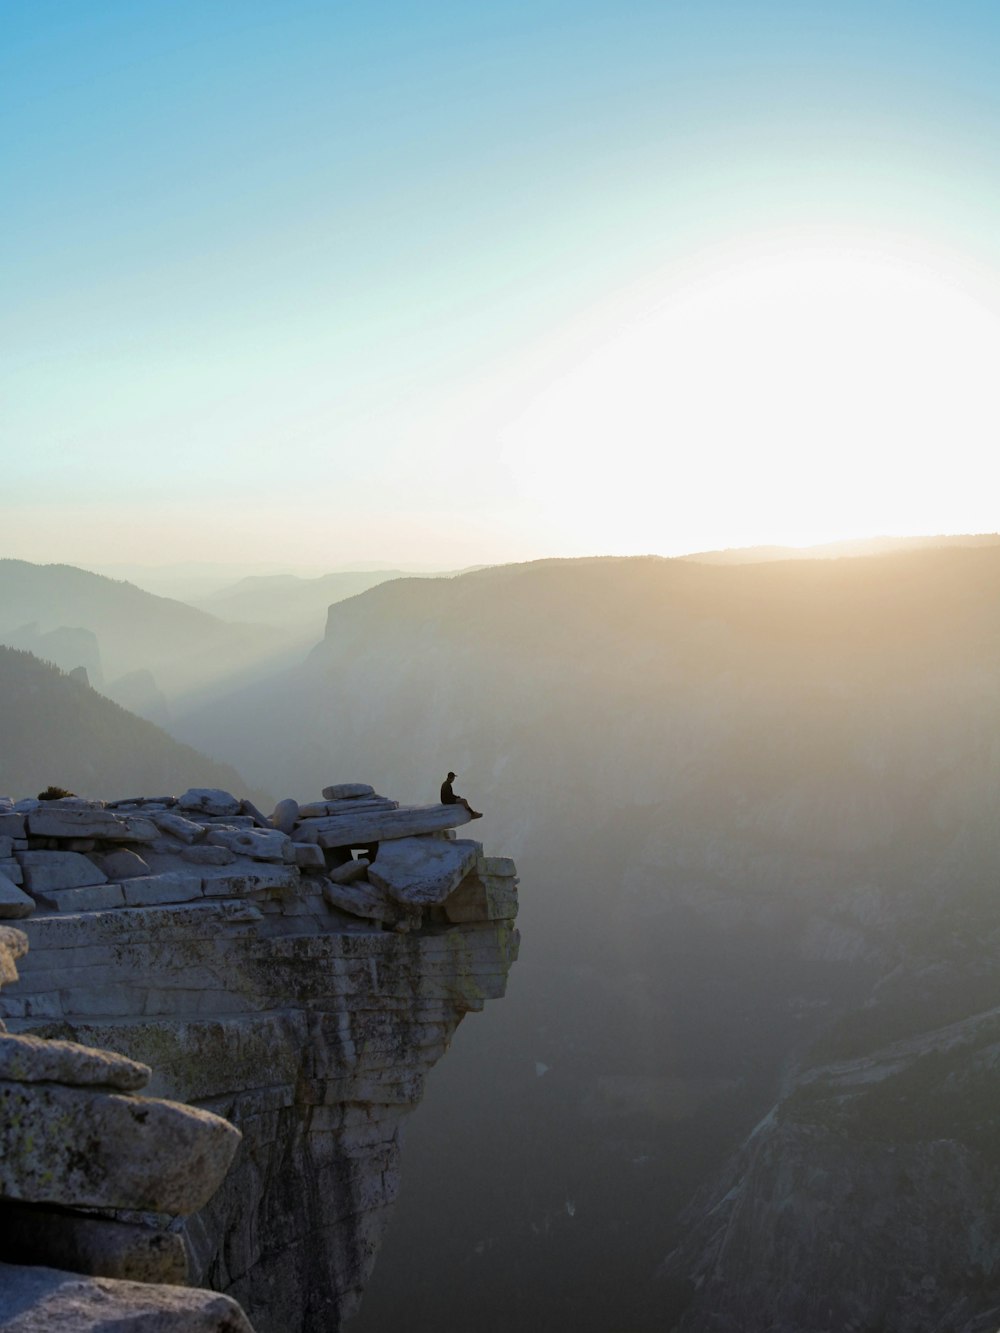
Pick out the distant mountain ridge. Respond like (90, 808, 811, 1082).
(0, 559, 291, 715)
(0, 645, 255, 802)
(169, 544, 1000, 1333)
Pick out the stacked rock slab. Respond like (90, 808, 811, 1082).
(0, 925, 255, 1332)
(0, 784, 519, 1332)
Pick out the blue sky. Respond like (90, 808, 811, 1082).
(5, 1, 1000, 570)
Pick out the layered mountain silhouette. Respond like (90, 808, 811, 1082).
(0, 646, 252, 801)
(0, 559, 291, 718)
(170, 544, 1000, 1333)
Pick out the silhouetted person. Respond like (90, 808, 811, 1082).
(440, 771, 482, 819)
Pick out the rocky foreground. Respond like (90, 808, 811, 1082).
(0, 784, 519, 1331)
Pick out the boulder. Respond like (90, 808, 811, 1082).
(0, 813, 26, 839)
(27, 808, 158, 843)
(310, 803, 473, 849)
(327, 857, 370, 884)
(19, 852, 108, 894)
(205, 828, 289, 863)
(322, 878, 400, 924)
(0, 1262, 256, 1331)
(177, 789, 241, 818)
(121, 874, 203, 907)
(270, 798, 299, 834)
(42, 884, 126, 913)
(368, 837, 481, 906)
(150, 810, 205, 843)
(291, 843, 325, 870)
(0, 1081, 241, 1214)
(0, 873, 34, 919)
(0, 1032, 150, 1090)
(0, 858, 24, 885)
(0, 1202, 187, 1284)
(321, 783, 375, 800)
(92, 849, 151, 881)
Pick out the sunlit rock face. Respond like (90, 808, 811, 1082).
(0, 786, 519, 1332)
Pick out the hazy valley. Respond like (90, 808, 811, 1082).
(5, 543, 999, 1329)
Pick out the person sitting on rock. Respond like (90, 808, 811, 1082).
(440, 771, 482, 819)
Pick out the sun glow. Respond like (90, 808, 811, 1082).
(500, 237, 1000, 554)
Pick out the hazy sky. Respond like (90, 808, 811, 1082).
(5, 1, 1000, 571)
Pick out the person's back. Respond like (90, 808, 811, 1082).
(440, 770, 482, 818)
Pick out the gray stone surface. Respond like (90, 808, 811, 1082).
(321, 783, 375, 800)
(0, 1032, 150, 1089)
(205, 828, 288, 862)
(0, 1080, 240, 1213)
(122, 875, 203, 907)
(27, 808, 159, 843)
(0, 874, 34, 919)
(178, 789, 241, 817)
(0, 813, 26, 839)
(0, 1203, 187, 1284)
(0, 858, 24, 885)
(92, 849, 151, 880)
(19, 852, 108, 894)
(368, 837, 481, 906)
(182, 845, 236, 866)
(269, 798, 299, 834)
(291, 843, 325, 869)
(44, 884, 126, 913)
(311, 802, 473, 848)
(327, 857, 371, 884)
(321, 876, 401, 924)
(0, 1263, 256, 1331)
(150, 810, 205, 843)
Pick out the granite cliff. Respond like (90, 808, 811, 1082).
(0, 784, 519, 1331)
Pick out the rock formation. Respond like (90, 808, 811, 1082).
(0, 784, 519, 1331)
(0, 925, 255, 1330)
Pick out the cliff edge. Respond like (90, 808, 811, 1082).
(0, 784, 519, 1331)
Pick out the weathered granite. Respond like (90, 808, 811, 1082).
(0, 781, 519, 1333)
(27, 808, 158, 844)
(0, 1031, 150, 1089)
(0, 1263, 255, 1331)
(0, 1203, 188, 1285)
(322, 783, 375, 800)
(302, 801, 474, 847)
(19, 852, 108, 894)
(368, 836, 481, 906)
(0, 873, 34, 919)
(0, 1080, 240, 1213)
(177, 789, 241, 818)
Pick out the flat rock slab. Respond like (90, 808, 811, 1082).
(121, 874, 203, 908)
(321, 783, 375, 800)
(150, 810, 204, 843)
(0, 1032, 150, 1090)
(92, 849, 151, 880)
(27, 809, 158, 843)
(177, 788, 241, 817)
(206, 828, 289, 862)
(298, 797, 398, 819)
(0, 1262, 255, 1331)
(322, 878, 399, 924)
(0, 873, 34, 919)
(43, 884, 126, 913)
(0, 1080, 240, 1214)
(0, 1203, 187, 1285)
(19, 852, 108, 894)
(368, 837, 481, 906)
(310, 803, 473, 849)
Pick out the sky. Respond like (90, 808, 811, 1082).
(4, 0, 1000, 572)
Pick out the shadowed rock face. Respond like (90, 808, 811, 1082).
(0, 784, 520, 1332)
